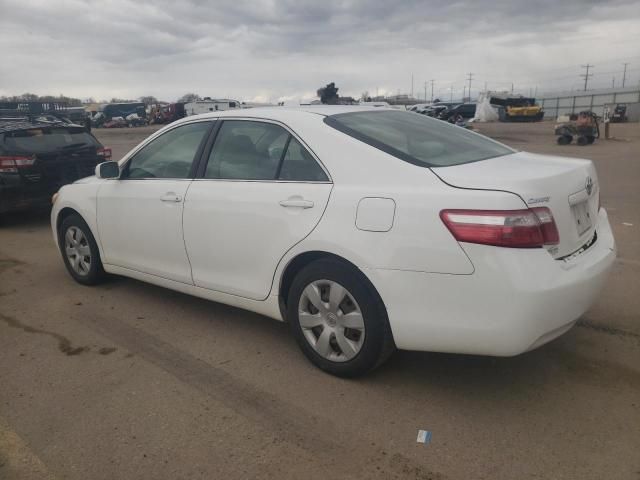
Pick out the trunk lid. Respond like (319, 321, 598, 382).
(433, 151, 599, 258)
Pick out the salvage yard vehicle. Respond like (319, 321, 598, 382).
(490, 94, 545, 122)
(1, 116, 111, 215)
(438, 103, 476, 121)
(51, 106, 616, 377)
(555, 111, 600, 146)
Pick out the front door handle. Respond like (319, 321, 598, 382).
(279, 197, 314, 209)
(160, 192, 182, 203)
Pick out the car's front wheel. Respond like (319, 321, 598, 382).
(59, 214, 105, 285)
(287, 259, 394, 377)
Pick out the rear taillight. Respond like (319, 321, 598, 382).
(0, 155, 36, 173)
(440, 207, 559, 248)
(97, 147, 112, 160)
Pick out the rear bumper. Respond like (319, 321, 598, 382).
(371, 208, 616, 355)
(0, 180, 52, 214)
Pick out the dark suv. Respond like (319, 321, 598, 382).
(0, 117, 110, 215)
(439, 103, 477, 121)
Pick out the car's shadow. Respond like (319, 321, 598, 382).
(0, 209, 51, 228)
(99, 273, 620, 403)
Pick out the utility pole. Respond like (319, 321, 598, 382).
(511, 83, 514, 94)
(612, 76, 615, 88)
(424, 81, 427, 101)
(411, 74, 414, 98)
(466, 72, 474, 101)
(430, 79, 435, 102)
(450, 84, 453, 102)
(622, 63, 629, 87)
(580, 64, 593, 91)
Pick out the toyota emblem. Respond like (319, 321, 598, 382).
(585, 176, 594, 196)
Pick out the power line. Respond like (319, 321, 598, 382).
(580, 64, 594, 91)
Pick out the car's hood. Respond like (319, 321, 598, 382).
(73, 175, 101, 185)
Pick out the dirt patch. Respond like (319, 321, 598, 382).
(0, 313, 88, 356)
(0, 258, 24, 274)
(577, 319, 640, 341)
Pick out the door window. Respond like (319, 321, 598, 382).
(123, 122, 211, 179)
(204, 120, 328, 182)
(204, 120, 288, 180)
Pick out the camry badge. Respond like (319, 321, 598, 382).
(585, 176, 594, 196)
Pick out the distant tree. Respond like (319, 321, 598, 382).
(178, 93, 201, 103)
(317, 83, 339, 104)
(360, 91, 369, 101)
(0, 93, 81, 106)
(139, 95, 158, 106)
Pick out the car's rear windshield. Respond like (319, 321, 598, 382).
(1, 127, 99, 154)
(324, 110, 514, 167)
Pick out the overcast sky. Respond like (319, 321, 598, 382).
(1, 0, 639, 103)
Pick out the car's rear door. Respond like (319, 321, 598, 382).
(183, 119, 332, 300)
(97, 120, 213, 283)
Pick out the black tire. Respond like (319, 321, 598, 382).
(557, 135, 571, 145)
(587, 135, 595, 144)
(577, 136, 588, 146)
(287, 258, 395, 377)
(58, 214, 105, 285)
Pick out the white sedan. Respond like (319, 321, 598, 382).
(51, 106, 616, 376)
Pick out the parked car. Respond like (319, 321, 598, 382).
(1, 117, 111, 215)
(439, 103, 477, 121)
(51, 107, 615, 377)
(422, 105, 449, 117)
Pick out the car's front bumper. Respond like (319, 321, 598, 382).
(370, 208, 616, 355)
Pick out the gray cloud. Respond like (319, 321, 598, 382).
(0, 0, 638, 102)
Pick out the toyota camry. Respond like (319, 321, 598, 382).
(51, 106, 616, 376)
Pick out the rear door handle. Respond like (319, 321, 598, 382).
(160, 193, 182, 203)
(279, 198, 314, 209)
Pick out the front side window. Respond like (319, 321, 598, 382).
(124, 122, 211, 179)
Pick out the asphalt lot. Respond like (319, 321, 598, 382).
(1, 120, 639, 480)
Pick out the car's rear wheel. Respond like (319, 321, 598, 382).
(59, 214, 105, 285)
(287, 259, 394, 377)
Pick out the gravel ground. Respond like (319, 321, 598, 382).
(0, 120, 638, 480)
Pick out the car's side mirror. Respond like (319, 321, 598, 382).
(95, 161, 120, 179)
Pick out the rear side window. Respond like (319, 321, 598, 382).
(205, 120, 328, 182)
(2, 127, 99, 154)
(205, 121, 288, 180)
(325, 110, 512, 167)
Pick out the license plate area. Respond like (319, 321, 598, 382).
(571, 200, 592, 236)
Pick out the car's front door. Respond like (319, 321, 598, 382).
(183, 119, 332, 300)
(97, 121, 213, 283)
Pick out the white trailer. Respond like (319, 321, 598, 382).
(184, 99, 240, 116)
